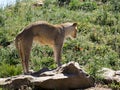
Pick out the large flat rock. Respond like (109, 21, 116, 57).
(0, 61, 94, 90)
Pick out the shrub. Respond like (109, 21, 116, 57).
(0, 63, 22, 78)
(0, 37, 11, 47)
(69, 1, 97, 11)
(69, 0, 81, 10)
(79, 1, 97, 11)
(94, 11, 117, 26)
(57, 0, 71, 6)
(31, 45, 55, 71)
(0, 14, 6, 27)
(110, 0, 120, 12)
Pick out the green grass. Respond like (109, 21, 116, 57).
(0, 0, 120, 88)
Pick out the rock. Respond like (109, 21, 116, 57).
(33, 0, 44, 7)
(0, 61, 94, 90)
(85, 84, 112, 90)
(99, 68, 120, 84)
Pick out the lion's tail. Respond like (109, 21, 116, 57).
(15, 35, 23, 59)
(15, 36, 20, 52)
(15, 37, 18, 51)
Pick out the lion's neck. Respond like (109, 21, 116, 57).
(64, 27, 72, 38)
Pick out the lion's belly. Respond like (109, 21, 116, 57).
(34, 36, 54, 46)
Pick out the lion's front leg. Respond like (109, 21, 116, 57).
(53, 44, 63, 67)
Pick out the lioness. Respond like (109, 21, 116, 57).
(15, 21, 78, 74)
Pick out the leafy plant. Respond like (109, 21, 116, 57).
(69, 1, 97, 11)
(0, 63, 22, 78)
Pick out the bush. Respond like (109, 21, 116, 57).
(31, 45, 55, 71)
(94, 11, 117, 26)
(0, 47, 19, 65)
(69, 0, 81, 10)
(0, 63, 22, 78)
(110, 0, 120, 12)
(57, 0, 71, 6)
(79, 1, 97, 11)
(69, 1, 97, 11)
(0, 14, 6, 27)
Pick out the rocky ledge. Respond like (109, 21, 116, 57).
(0, 61, 94, 90)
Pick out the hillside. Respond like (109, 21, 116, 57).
(0, 0, 120, 89)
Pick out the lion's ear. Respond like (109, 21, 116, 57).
(73, 23, 77, 27)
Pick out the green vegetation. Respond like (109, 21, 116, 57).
(0, 0, 120, 88)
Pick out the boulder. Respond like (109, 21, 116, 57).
(33, 0, 44, 7)
(99, 68, 120, 84)
(0, 61, 94, 90)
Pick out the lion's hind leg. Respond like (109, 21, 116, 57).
(17, 36, 33, 74)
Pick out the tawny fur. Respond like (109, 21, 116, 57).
(15, 21, 78, 74)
